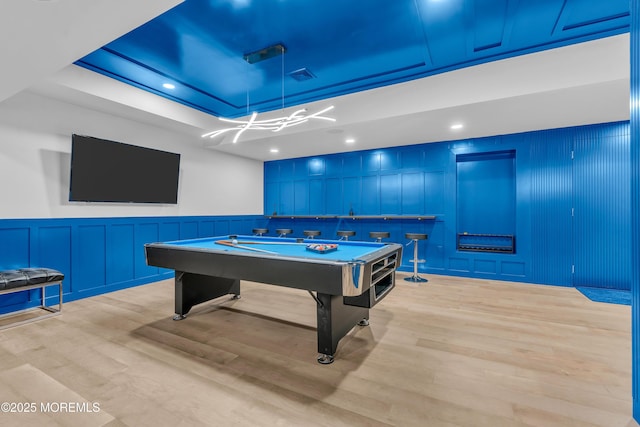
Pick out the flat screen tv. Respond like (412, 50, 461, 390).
(69, 134, 180, 204)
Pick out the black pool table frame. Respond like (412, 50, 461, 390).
(145, 238, 402, 364)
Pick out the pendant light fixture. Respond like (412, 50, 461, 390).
(202, 43, 335, 144)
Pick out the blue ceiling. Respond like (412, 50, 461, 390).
(76, 0, 629, 119)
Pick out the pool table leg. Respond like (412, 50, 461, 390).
(174, 271, 240, 319)
(315, 292, 369, 364)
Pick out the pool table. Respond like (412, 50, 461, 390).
(145, 235, 402, 364)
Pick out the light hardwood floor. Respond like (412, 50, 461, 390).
(0, 273, 637, 427)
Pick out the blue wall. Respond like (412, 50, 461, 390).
(265, 121, 631, 288)
(0, 215, 265, 315)
(456, 150, 516, 236)
(630, 0, 640, 420)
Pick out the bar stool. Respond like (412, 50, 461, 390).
(303, 230, 321, 239)
(253, 228, 268, 236)
(404, 233, 428, 282)
(276, 228, 293, 238)
(337, 230, 355, 241)
(369, 231, 390, 242)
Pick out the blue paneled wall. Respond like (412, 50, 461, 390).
(630, 0, 640, 419)
(0, 215, 265, 315)
(456, 150, 516, 236)
(265, 121, 631, 289)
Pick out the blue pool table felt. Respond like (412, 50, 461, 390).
(163, 235, 385, 262)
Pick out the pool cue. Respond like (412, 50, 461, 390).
(215, 240, 278, 254)
(229, 240, 311, 246)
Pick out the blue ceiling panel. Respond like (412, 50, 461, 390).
(416, 0, 467, 65)
(504, 0, 566, 48)
(472, 0, 509, 52)
(558, 0, 630, 32)
(75, 0, 630, 119)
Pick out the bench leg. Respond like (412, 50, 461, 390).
(40, 281, 62, 314)
(0, 281, 63, 330)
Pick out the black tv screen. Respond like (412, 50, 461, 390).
(69, 134, 180, 204)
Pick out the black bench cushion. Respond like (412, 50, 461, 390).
(0, 270, 27, 290)
(0, 268, 64, 290)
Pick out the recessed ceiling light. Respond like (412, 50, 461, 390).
(270, 148, 279, 153)
(162, 83, 176, 89)
(450, 123, 464, 130)
(345, 138, 355, 144)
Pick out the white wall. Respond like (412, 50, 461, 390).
(0, 91, 263, 219)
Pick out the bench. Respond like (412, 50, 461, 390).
(0, 268, 64, 329)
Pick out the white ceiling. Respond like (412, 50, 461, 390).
(0, 0, 183, 102)
(1, 1, 629, 162)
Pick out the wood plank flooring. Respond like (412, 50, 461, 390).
(0, 273, 637, 427)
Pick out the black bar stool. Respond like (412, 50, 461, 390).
(304, 230, 321, 239)
(337, 230, 355, 241)
(253, 228, 268, 236)
(404, 233, 428, 282)
(276, 228, 293, 238)
(369, 231, 390, 242)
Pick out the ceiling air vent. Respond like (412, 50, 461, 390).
(289, 68, 316, 82)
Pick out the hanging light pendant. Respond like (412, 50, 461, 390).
(202, 43, 335, 144)
(202, 106, 335, 143)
